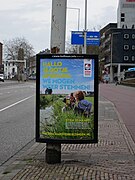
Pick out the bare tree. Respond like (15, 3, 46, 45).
(4, 37, 35, 61)
(65, 41, 82, 54)
(4, 37, 35, 80)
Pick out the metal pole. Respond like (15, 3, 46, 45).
(110, 35, 113, 83)
(7, 61, 9, 79)
(85, 0, 87, 31)
(78, 8, 80, 31)
(77, 8, 80, 54)
(83, 0, 87, 54)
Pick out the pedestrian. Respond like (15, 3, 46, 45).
(114, 76, 118, 86)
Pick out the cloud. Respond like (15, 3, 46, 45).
(0, 0, 118, 54)
(87, 6, 117, 30)
(0, 0, 51, 52)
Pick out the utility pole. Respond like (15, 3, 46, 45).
(17, 48, 24, 81)
(50, 0, 67, 53)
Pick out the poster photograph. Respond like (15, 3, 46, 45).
(36, 54, 98, 144)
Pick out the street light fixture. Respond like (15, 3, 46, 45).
(68, 0, 87, 54)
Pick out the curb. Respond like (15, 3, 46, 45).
(105, 99, 135, 155)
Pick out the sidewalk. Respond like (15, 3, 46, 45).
(0, 96, 135, 180)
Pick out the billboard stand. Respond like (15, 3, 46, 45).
(36, 54, 98, 164)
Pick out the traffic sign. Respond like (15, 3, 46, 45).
(71, 31, 100, 46)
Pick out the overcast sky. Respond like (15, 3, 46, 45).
(0, 0, 118, 54)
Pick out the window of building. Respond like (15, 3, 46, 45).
(123, 3, 135, 8)
(124, 34, 129, 39)
(131, 56, 135, 61)
(124, 45, 129, 50)
(132, 34, 135, 39)
(124, 56, 129, 61)
(132, 45, 135, 50)
(121, 13, 125, 17)
(121, 18, 125, 22)
(12, 68, 15, 74)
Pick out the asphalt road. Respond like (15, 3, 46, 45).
(0, 80, 36, 166)
(99, 83, 135, 143)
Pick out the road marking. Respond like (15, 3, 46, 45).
(0, 85, 35, 91)
(0, 95, 34, 112)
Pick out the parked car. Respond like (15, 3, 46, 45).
(0, 74, 4, 82)
(29, 74, 36, 80)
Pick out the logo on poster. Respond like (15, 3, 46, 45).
(85, 63, 91, 70)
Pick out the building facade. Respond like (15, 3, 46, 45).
(117, 0, 135, 28)
(4, 61, 17, 79)
(100, 0, 135, 82)
(100, 23, 135, 82)
(4, 57, 36, 80)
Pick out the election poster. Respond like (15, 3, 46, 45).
(36, 54, 98, 143)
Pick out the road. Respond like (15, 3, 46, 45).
(0, 81, 35, 166)
(100, 83, 135, 143)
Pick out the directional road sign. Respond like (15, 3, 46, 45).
(71, 31, 100, 46)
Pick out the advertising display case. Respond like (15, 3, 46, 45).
(36, 54, 98, 144)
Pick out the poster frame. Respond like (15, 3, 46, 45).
(36, 53, 98, 144)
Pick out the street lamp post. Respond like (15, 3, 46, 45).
(110, 35, 113, 83)
(83, 0, 87, 54)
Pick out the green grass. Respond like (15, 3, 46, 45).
(40, 94, 94, 140)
